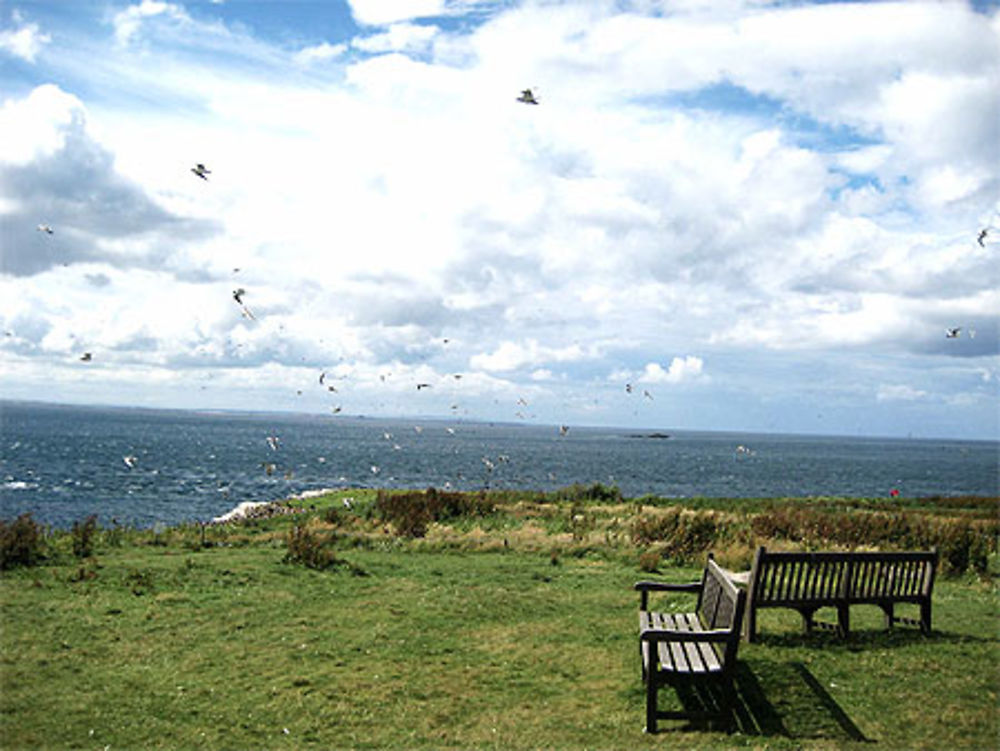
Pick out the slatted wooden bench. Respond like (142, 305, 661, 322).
(635, 555, 746, 732)
(742, 546, 938, 642)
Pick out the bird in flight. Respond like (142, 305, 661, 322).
(517, 88, 539, 105)
(232, 288, 256, 319)
(978, 229, 988, 247)
(191, 163, 211, 180)
(945, 327, 961, 338)
(37, 224, 54, 234)
(416, 383, 432, 390)
(80, 352, 92, 362)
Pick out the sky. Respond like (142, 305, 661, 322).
(1, 0, 998, 440)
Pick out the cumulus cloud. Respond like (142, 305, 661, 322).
(470, 340, 587, 372)
(1, 0, 997, 438)
(640, 357, 705, 384)
(0, 10, 50, 62)
(0, 85, 217, 276)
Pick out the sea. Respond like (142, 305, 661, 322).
(1, 401, 997, 530)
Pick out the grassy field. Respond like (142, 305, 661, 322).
(1, 488, 997, 750)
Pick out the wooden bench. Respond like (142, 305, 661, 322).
(635, 555, 746, 732)
(742, 546, 938, 642)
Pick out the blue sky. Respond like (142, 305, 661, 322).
(1, 0, 998, 440)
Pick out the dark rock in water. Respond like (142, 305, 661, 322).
(627, 432, 671, 439)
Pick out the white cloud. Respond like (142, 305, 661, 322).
(0, 11, 50, 62)
(0, 84, 83, 165)
(640, 357, 705, 384)
(470, 340, 586, 372)
(877, 384, 928, 402)
(353, 23, 440, 54)
(1, 1, 998, 438)
(294, 42, 347, 65)
(112, 0, 191, 46)
(347, 0, 446, 27)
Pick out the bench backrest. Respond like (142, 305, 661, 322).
(697, 556, 747, 668)
(748, 547, 938, 606)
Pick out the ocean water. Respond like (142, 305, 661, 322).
(1, 401, 997, 529)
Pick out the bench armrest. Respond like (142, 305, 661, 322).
(635, 580, 701, 611)
(640, 628, 732, 643)
(634, 581, 701, 592)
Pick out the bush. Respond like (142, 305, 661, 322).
(376, 488, 495, 538)
(749, 506, 998, 574)
(553, 483, 622, 504)
(285, 524, 342, 570)
(630, 508, 723, 564)
(0, 514, 47, 570)
(72, 515, 99, 558)
(631, 508, 682, 545)
(638, 549, 661, 573)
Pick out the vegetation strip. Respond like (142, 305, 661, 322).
(2, 487, 997, 749)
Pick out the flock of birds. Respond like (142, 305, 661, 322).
(20, 86, 996, 492)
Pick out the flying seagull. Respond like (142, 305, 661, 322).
(123, 455, 138, 469)
(36, 224, 54, 234)
(232, 288, 256, 319)
(80, 352, 92, 362)
(978, 229, 988, 247)
(945, 327, 961, 338)
(416, 383, 432, 390)
(517, 88, 539, 105)
(191, 163, 211, 180)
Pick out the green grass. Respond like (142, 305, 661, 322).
(2, 490, 998, 749)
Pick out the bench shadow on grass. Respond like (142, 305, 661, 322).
(668, 661, 870, 742)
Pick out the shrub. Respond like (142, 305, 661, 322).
(638, 549, 661, 573)
(631, 508, 682, 545)
(668, 513, 719, 562)
(72, 515, 99, 558)
(0, 514, 47, 570)
(630, 508, 723, 564)
(375, 488, 495, 538)
(748, 506, 998, 574)
(285, 524, 342, 570)
(553, 483, 623, 504)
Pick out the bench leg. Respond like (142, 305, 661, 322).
(837, 603, 850, 637)
(800, 607, 817, 635)
(744, 606, 757, 643)
(882, 602, 895, 630)
(645, 672, 659, 733)
(920, 599, 932, 634)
